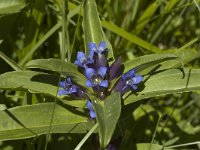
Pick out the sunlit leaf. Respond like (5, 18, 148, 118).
(123, 48, 196, 75)
(25, 59, 86, 87)
(0, 0, 26, 14)
(93, 92, 121, 148)
(0, 51, 22, 71)
(83, 0, 114, 59)
(0, 103, 94, 141)
(125, 68, 200, 105)
(123, 53, 177, 74)
(0, 71, 58, 97)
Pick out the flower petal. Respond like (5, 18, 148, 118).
(126, 69, 135, 77)
(74, 60, 82, 67)
(87, 100, 96, 118)
(74, 52, 87, 67)
(89, 110, 96, 119)
(130, 84, 138, 90)
(98, 66, 107, 78)
(98, 41, 106, 53)
(59, 81, 65, 88)
(109, 57, 122, 79)
(77, 52, 86, 61)
(99, 80, 108, 87)
(69, 85, 77, 93)
(88, 42, 97, 52)
(121, 74, 126, 81)
(112, 79, 125, 92)
(58, 89, 68, 96)
(85, 68, 95, 79)
(66, 77, 72, 84)
(88, 49, 94, 63)
(87, 100, 93, 110)
(133, 75, 143, 84)
(86, 79, 94, 87)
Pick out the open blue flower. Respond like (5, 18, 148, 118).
(85, 67, 108, 88)
(74, 51, 94, 68)
(87, 100, 96, 119)
(58, 77, 77, 96)
(88, 41, 107, 54)
(113, 69, 143, 95)
(122, 69, 143, 90)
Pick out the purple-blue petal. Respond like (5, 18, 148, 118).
(86, 79, 94, 87)
(126, 69, 135, 77)
(112, 79, 126, 92)
(58, 89, 68, 96)
(98, 41, 106, 53)
(59, 81, 65, 88)
(87, 100, 96, 119)
(89, 110, 96, 119)
(87, 100, 93, 110)
(130, 84, 138, 90)
(74, 60, 82, 67)
(77, 52, 86, 60)
(69, 85, 77, 93)
(85, 68, 95, 79)
(88, 42, 97, 52)
(98, 66, 107, 78)
(134, 75, 143, 84)
(88, 49, 94, 62)
(100, 80, 108, 87)
(109, 57, 122, 79)
(121, 74, 126, 81)
(66, 77, 72, 84)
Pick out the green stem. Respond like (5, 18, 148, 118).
(74, 123, 98, 150)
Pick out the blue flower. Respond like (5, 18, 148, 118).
(58, 77, 77, 96)
(74, 51, 94, 68)
(122, 69, 143, 90)
(113, 69, 143, 95)
(88, 41, 107, 54)
(85, 66, 108, 88)
(58, 77, 86, 99)
(87, 100, 96, 119)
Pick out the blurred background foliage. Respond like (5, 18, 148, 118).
(0, 0, 200, 149)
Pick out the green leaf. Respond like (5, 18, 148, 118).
(123, 53, 178, 74)
(0, 0, 26, 14)
(0, 103, 94, 141)
(136, 143, 175, 150)
(19, 22, 62, 66)
(93, 92, 121, 148)
(0, 51, 22, 71)
(123, 48, 196, 75)
(0, 71, 58, 97)
(25, 58, 86, 87)
(134, 1, 159, 34)
(101, 20, 162, 53)
(83, 0, 113, 59)
(125, 68, 200, 105)
(68, 1, 162, 53)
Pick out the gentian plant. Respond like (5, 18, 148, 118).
(58, 41, 143, 119)
(1, 0, 200, 150)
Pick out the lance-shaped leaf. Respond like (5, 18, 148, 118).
(25, 58, 86, 87)
(0, 103, 94, 141)
(92, 92, 121, 148)
(0, 0, 26, 14)
(83, 0, 113, 59)
(123, 49, 196, 75)
(0, 71, 58, 96)
(124, 68, 200, 105)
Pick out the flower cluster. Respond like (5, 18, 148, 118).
(58, 41, 143, 118)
